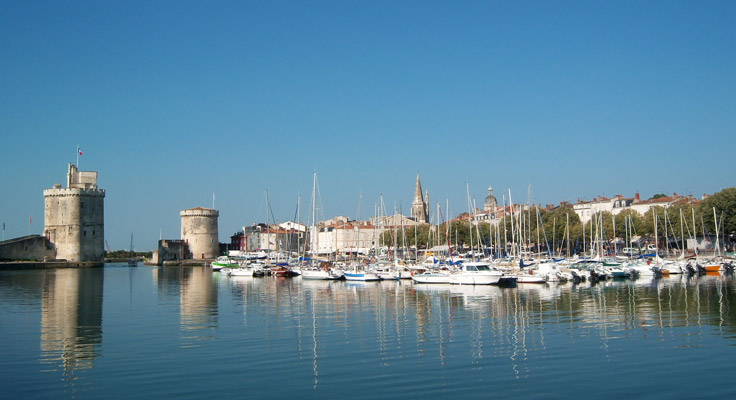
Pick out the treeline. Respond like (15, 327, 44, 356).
(105, 250, 153, 258)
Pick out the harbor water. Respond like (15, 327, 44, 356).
(2, 264, 736, 399)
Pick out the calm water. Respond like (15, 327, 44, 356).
(2, 264, 736, 399)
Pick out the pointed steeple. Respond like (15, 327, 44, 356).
(413, 171, 423, 203)
(411, 172, 429, 223)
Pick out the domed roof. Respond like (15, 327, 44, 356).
(484, 186, 497, 210)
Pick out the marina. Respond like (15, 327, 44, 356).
(2, 2, 735, 398)
(2, 263, 736, 398)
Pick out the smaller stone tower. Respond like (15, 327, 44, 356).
(43, 163, 105, 262)
(180, 207, 219, 259)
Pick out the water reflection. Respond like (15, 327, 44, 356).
(152, 266, 219, 345)
(3, 266, 736, 397)
(212, 273, 736, 386)
(39, 268, 103, 378)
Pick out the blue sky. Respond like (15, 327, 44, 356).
(1, 0, 734, 251)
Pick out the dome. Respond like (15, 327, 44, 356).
(483, 186, 497, 211)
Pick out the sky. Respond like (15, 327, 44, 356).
(1, 0, 734, 251)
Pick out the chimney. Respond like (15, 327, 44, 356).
(634, 193, 640, 201)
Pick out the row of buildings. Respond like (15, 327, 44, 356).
(226, 175, 708, 258)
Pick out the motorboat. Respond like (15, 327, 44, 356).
(301, 265, 344, 280)
(449, 262, 503, 285)
(228, 267, 254, 277)
(211, 256, 238, 271)
(411, 270, 452, 284)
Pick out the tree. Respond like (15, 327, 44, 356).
(698, 187, 736, 235)
(614, 209, 646, 240)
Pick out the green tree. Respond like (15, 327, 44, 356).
(614, 209, 646, 240)
(698, 187, 736, 235)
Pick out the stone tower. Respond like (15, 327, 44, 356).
(410, 172, 429, 223)
(43, 163, 105, 262)
(180, 207, 219, 259)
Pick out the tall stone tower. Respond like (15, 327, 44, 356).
(43, 163, 105, 262)
(410, 172, 429, 223)
(180, 207, 219, 259)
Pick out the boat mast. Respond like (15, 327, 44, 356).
(680, 209, 685, 255)
(508, 189, 516, 259)
(310, 172, 317, 266)
(466, 182, 474, 260)
(566, 212, 570, 259)
(713, 207, 720, 256)
(654, 210, 659, 265)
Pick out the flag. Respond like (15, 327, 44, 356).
(2, 222, 4, 231)
(77, 147, 83, 156)
(29, 216, 32, 224)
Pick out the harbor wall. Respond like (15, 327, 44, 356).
(0, 235, 56, 261)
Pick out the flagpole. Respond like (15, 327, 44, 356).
(77, 145, 80, 168)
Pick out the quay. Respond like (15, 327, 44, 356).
(0, 261, 104, 270)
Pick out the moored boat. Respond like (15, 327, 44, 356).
(211, 256, 239, 271)
(301, 263, 344, 280)
(411, 271, 452, 284)
(449, 262, 503, 285)
(344, 265, 381, 281)
(229, 267, 254, 277)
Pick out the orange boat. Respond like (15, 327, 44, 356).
(703, 264, 722, 272)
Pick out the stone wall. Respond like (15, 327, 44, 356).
(0, 235, 56, 261)
(150, 239, 189, 265)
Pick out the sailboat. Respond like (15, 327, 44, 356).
(127, 233, 137, 266)
(300, 172, 345, 280)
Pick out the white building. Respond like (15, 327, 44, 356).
(309, 221, 379, 255)
(573, 193, 697, 223)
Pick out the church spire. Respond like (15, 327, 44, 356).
(413, 171, 423, 203)
(411, 171, 429, 223)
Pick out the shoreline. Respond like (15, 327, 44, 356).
(0, 261, 104, 270)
